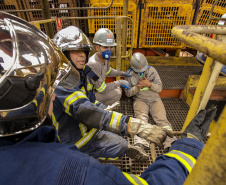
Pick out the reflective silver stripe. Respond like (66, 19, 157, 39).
(106, 67, 111, 75)
(63, 91, 88, 115)
(51, 113, 61, 142)
(122, 172, 148, 185)
(87, 83, 93, 91)
(164, 150, 196, 173)
(79, 123, 87, 137)
(162, 126, 172, 131)
(96, 81, 107, 92)
(109, 112, 122, 132)
(75, 128, 97, 148)
(80, 87, 86, 94)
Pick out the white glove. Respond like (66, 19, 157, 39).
(105, 101, 120, 112)
(128, 118, 173, 147)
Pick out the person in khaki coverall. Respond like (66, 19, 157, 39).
(125, 52, 177, 153)
(87, 28, 131, 106)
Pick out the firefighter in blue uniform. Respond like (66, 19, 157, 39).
(0, 12, 216, 185)
(52, 26, 160, 160)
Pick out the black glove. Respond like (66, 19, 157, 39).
(181, 108, 217, 142)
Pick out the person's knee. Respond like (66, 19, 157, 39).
(115, 137, 128, 156)
(115, 87, 122, 99)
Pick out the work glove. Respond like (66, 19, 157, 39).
(118, 80, 130, 90)
(122, 71, 132, 77)
(105, 101, 120, 111)
(128, 118, 174, 147)
(181, 108, 217, 142)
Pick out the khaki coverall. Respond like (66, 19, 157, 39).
(87, 53, 124, 106)
(125, 66, 177, 149)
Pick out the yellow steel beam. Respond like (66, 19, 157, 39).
(182, 57, 222, 131)
(184, 106, 226, 185)
(185, 75, 226, 89)
(171, 25, 226, 65)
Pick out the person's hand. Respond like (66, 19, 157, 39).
(136, 84, 143, 90)
(118, 80, 130, 90)
(181, 108, 217, 142)
(138, 77, 151, 88)
(128, 118, 173, 147)
(122, 71, 132, 77)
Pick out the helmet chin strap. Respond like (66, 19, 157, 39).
(138, 72, 144, 77)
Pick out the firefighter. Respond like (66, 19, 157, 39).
(125, 52, 178, 153)
(87, 28, 132, 106)
(52, 26, 167, 160)
(0, 11, 217, 185)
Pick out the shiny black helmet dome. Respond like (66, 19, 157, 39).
(0, 11, 79, 137)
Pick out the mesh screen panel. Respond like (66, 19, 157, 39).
(196, 6, 225, 25)
(154, 66, 203, 89)
(88, 2, 137, 47)
(140, 4, 193, 48)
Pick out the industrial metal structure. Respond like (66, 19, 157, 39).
(1, 0, 226, 184)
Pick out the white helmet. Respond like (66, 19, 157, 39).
(218, 13, 226, 25)
(93, 28, 117, 47)
(0, 11, 79, 137)
(130, 52, 148, 73)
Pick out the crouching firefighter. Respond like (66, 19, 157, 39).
(52, 26, 171, 160)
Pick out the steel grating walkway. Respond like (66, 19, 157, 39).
(100, 97, 190, 175)
(153, 66, 203, 89)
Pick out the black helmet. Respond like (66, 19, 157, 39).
(0, 11, 79, 137)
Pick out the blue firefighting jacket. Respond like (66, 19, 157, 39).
(0, 126, 204, 185)
(52, 65, 130, 148)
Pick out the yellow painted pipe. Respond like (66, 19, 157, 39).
(171, 25, 226, 65)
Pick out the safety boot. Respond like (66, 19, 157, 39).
(126, 144, 149, 162)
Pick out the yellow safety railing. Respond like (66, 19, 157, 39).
(171, 24, 226, 185)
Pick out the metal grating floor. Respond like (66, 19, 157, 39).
(100, 97, 190, 175)
(153, 66, 203, 89)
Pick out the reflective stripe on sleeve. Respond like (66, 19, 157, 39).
(87, 83, 93, 91)
(162, 126, 172, 131)
(75, 128, 97, 149)
(139, 87, 149, 91)
(40, 87, 46, 95)
(106, 67, 111, 75)
(51, 113, 61, 142)
(164, 150, 196, 173)
(96, 82, 107, 92)
(122, 172, 148, 185)
(109, 112, 122, 132)
(32, 99, 38, 107)
(94, 101, 99, 105)
(80, 87, 86, 94)
(63, 91, 88, 115)
(98, 157, 119, 160)
(79, 123, 87, 137)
